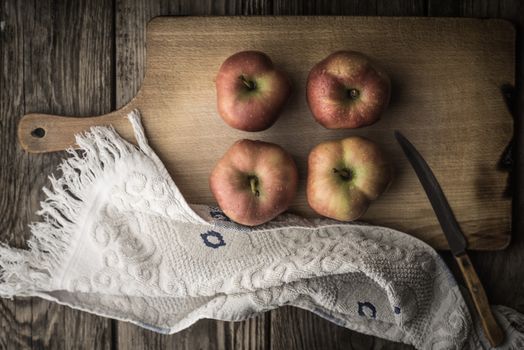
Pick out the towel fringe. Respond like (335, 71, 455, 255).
(0, 111, 143, 297)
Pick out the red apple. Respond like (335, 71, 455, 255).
(216, 51, 291, 131)
(307, 137, 392, 221)
(209, 139, 298, 226)
(306, 51, 391, 129)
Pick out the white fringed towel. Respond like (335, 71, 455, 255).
(1, 111, 523, 349)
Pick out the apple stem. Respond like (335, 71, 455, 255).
(249, 176, 260, 197)
(333, 168, 352, 181)
(348, 88, 360, 99)
(240, 75, 256, 90)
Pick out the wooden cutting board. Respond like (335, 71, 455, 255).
(18, 16, 515, 250)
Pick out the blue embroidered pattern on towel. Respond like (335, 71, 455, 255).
(358, 301, 377, 319)
(1, 110, 523, 350)
(200, 231, 226, 249)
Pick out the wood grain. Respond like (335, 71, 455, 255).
(23, 2, 68, 346)
(454, 0, 524, 326)
(0, 1, 32, 349)
(26, 0, 114, 347)
(0, 0, 114, 348)
(18, 15, 514, 252)
(271, 306, 409, 350)
(1, 1, 524, 349)
(423, 4, 524, 348)
(455, 253, 505, 347)
(114, 1, 273, 350)
(269, 4, 415, 350)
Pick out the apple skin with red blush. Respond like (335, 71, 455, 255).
(209, 139, 298, 226)
(216, 51, 291, 132)
(306, 51, 391, 129)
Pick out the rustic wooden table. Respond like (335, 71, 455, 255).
(1, 0, 522, 349)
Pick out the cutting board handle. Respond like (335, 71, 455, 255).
(18, 108, 136, 153)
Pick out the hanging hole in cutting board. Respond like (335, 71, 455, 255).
(31, 128, 46, 138)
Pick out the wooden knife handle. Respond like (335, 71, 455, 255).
(455, 253, 505, 347)
(18, 110, 134, 153)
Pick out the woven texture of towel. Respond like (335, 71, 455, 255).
(1, 111, 522, 349)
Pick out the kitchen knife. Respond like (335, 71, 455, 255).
(394, 131, 505, 347)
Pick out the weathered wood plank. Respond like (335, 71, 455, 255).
(116, 0, 274, 109)
(427, 0, 460, 16)
(271, 306, 413, 350)
(461, 0, 500, 17)
(115, 1, 271, 349)
(428, 0, 524, 317)
(114, 2, 408, 350)
(272, 0, 378, 15)
(269, 2, 424, 349)
(0, 0, 32, 348)
(2, 1, 523, 349)
(19, 0, 114, 348)
(458, 0, 524, 314)
(424, 1, 524, 344)
(220, 315, 270, 350)
(377, 0, 427, 16)
(0, 0, 28, 248)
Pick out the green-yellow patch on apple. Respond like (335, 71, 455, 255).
(307, 136, 392, 221)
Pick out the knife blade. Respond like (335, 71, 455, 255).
(394, 131, 505, 347)
(394, 131, 466, 255)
